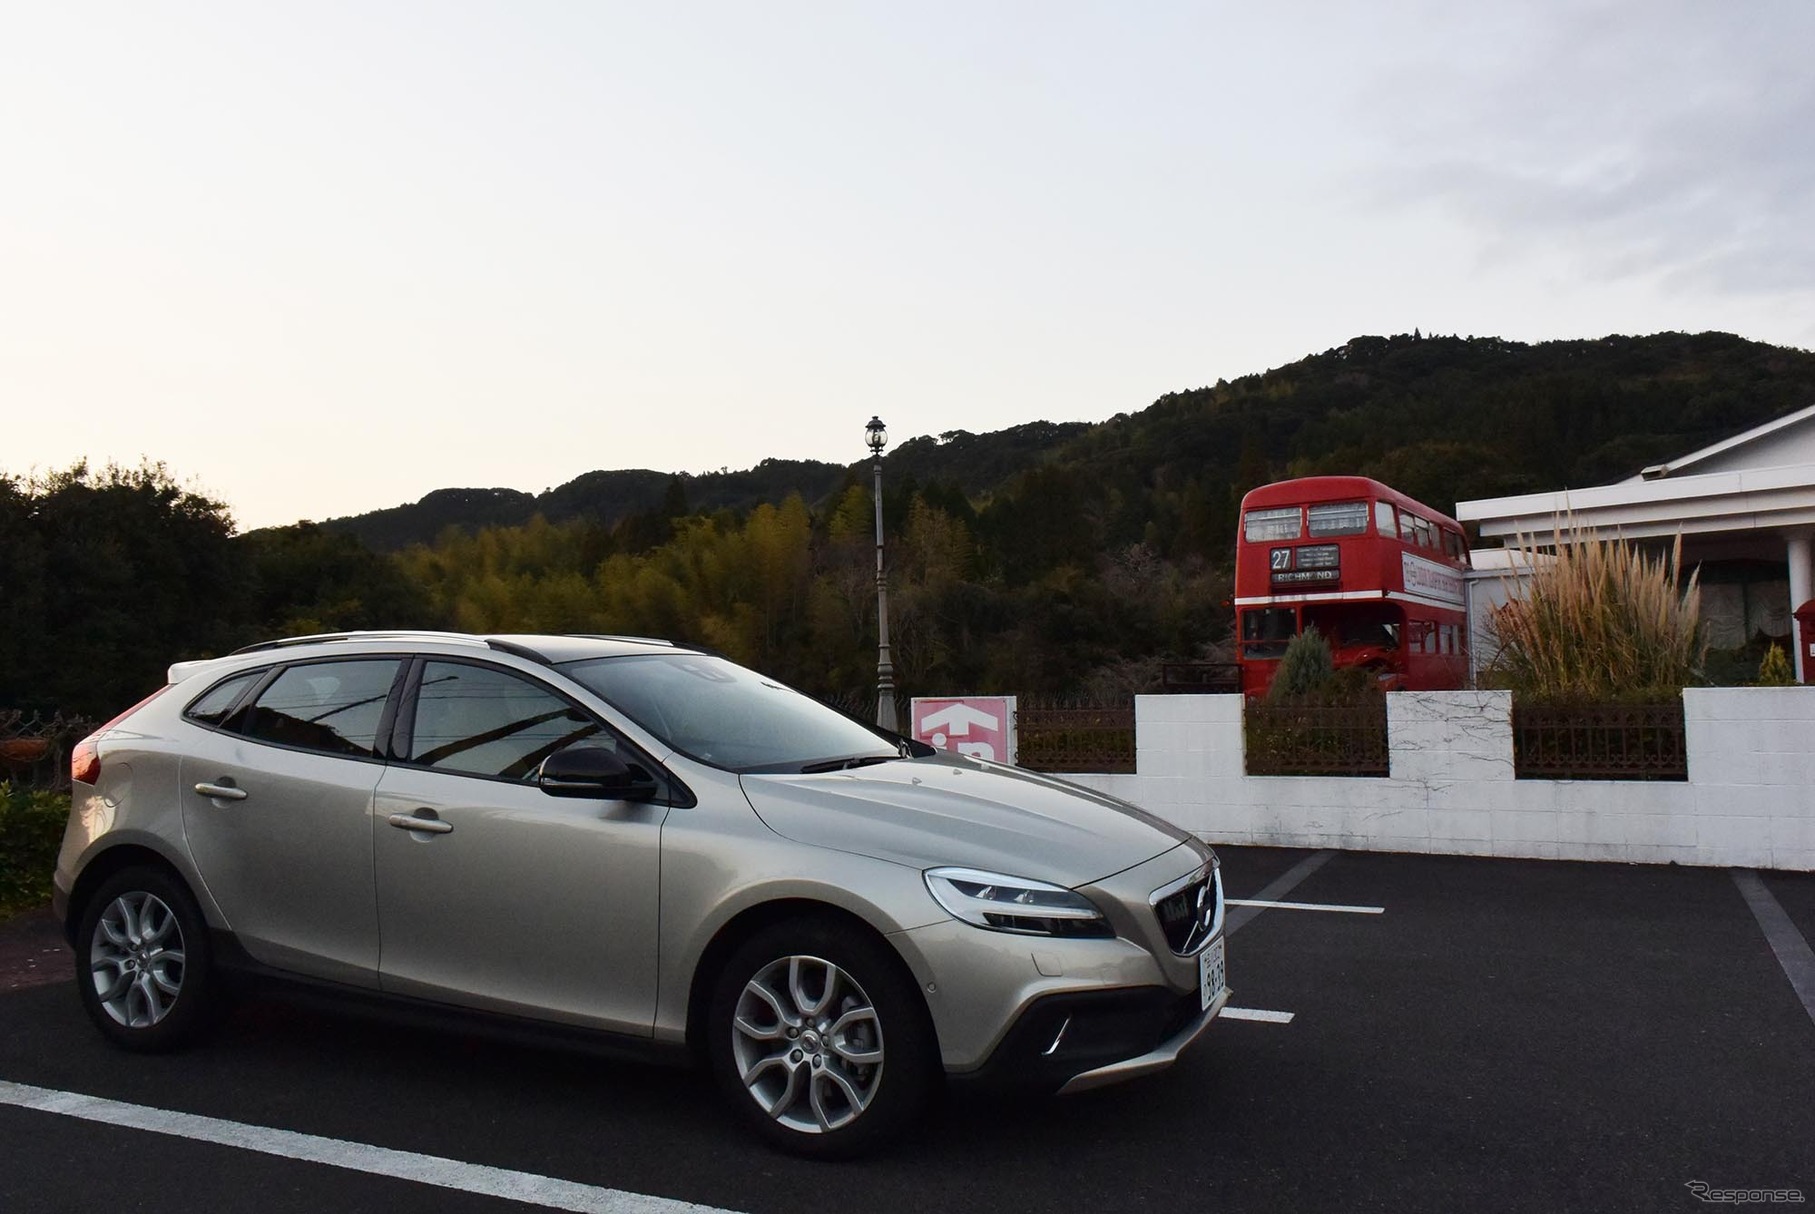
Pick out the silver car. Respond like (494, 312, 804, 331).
(54, 631, 1228, 1157)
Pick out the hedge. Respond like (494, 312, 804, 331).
(0, 782, 70, 920)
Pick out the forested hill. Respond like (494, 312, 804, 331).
(1064, 330, 1815, 527)
(323, 459, 851, 551)
(321, 331, 1815, 552)
(320, 421, 1094, 551)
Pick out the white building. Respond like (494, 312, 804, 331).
(1462, 548, 1552, 684)
(1457, 402, 1815, 679)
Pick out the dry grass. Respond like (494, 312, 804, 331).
(1487, 525, 1705, 701)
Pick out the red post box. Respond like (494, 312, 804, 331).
(1794, 600, 1815, 683)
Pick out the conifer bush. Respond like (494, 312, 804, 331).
(1757, 642, 1795, 687)
(1267, 626, 1334, 702)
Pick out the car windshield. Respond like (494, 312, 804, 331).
(561, 653, 899, 773)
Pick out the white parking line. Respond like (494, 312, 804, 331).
(0, 1080, 740, 1214)
(1225, 898, 1383, 915)
(1220, 1007, 1295, 1024)
(1733, 869, 1815, 1028)
(1222, 850, 1333, 936)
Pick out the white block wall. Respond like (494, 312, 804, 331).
(1062, 688, 1814, 872)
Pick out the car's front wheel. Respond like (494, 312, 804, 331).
(708, 918, 936, 1158)
(76, 866, 216, 1052)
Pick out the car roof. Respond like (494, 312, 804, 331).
(168, 631, 703, 685)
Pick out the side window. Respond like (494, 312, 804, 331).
(408, 662, 606, 781)
(230, 660, 401, 758)
(1374, 500, 1396, 538)
(185, 670, 264, 727)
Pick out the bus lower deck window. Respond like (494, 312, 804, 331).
(1241, 607, 1297, 657)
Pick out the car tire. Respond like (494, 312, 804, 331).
(75, 866, 216, 1053)
(708, 917, 937, 1159)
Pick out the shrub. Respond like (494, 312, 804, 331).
(1487, 528, 1705, 702)
(0, 782, 70, 919)
(1267, 626, 1335, 703)
(1757, 642, 1796, 686)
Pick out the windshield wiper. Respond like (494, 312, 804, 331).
(798, 754, 898, 774)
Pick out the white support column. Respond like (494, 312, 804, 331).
(1788, 531, 1813, 682)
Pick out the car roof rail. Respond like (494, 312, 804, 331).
(483, 637, 555, 665)
(568, 633, 726, 659)
(228, 630, 491, 656)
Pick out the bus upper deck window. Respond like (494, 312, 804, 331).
(1374, 500, 1396, 537)
(1244, 506, 1301, 542)
(1308, 501, 1368, 536)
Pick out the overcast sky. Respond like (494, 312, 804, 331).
(4, 1, 1811, 529)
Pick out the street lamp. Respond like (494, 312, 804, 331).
(866, 415, 899, 732)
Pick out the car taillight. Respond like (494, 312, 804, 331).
(71, 686, 172, 787)
(70, 736, 102, 786)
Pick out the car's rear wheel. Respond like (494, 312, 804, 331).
(76, 866, 216, 1052)
(708, 918, 936, 1158)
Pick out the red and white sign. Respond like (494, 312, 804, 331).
(910, 696, 1018, 765)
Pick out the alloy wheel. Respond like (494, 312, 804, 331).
(730, 954, 885, 1133)
(90, 891, 187, 1029)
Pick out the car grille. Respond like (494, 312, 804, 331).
(1153, 868, 1219, 955)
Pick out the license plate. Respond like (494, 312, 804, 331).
(1199, 936, 1227, 1011)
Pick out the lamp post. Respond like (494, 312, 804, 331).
(866, 415, 899, 732)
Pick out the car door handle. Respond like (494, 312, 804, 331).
(193, 782, 248, 801)
(387, 812, 453, 835)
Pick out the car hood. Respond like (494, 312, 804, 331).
(739, 755, 1190, 886)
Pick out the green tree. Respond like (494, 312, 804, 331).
(242, 522, 433, 637)
(1757, 643, 1795, 686)
(6, 463, 246, 716)
(1267, 626, 1335, 702)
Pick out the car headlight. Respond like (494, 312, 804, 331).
(924, 867, 1113, 938)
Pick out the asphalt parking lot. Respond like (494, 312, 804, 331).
(2, 846, 1810, 1214)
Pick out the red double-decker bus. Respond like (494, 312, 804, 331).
(1235, 476, 1469, 696)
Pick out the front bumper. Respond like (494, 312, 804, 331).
(946, 960, 1229, 1094)
(889, 841, 1226, 1083)
(1057, 981, 1229, 1094)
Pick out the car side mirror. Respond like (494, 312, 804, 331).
(538, 746, 660, 802)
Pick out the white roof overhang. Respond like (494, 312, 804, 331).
(1456, 463, 1815, 543)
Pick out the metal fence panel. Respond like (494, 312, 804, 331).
(1511, 701, 1687, 781)
(1160, 663, 1241, 694)
(1016, 701, 1136, 774)
(1243, 699, 1390, 777)
(0, 711, 99, 792)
